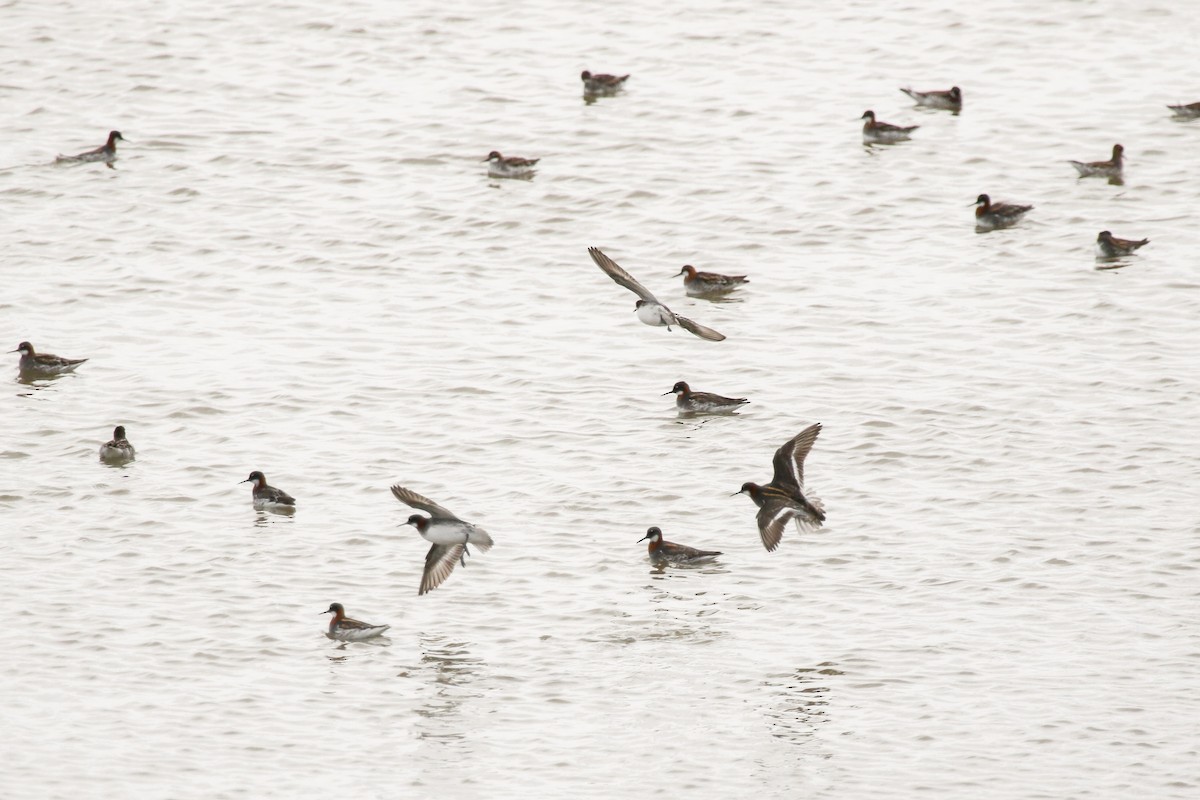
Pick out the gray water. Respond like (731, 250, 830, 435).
(2, 0, 1198, 797)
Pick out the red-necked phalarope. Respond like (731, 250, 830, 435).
(55, 130, 126, 168)
(484, 150, 540, 179)
(581, 70, 629, 96)
(676, 264, 748, 296)
(638, 526, 722, 565)
(99, 425, 135, 462)
(10, 341, 87, 376)
(861, 110, 918, 143)
(899, 86, 962, 111)
(391, 485, 494, 596)
(241, 471, 296, 509)
(665, 381, 748, 413)
(973, 194, 1032, 230)
(589, 247, 726, 341)
(1096, 230, 1149, 258)
(1167, 102, 1200, 119)
(736, 423, 826, 552)
(1069, 144, 1123, 178)
(322, 603, 389, 641)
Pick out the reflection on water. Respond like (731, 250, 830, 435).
(645, 559, 729, 577)
(637, 575, 729, 643)
(14, 373, 77, 391)
(1094, 253, 1145, 271)
(324, 633, 390, 654)
(691, 292, 747, 306)
(412, 635, 485, 746)
(252, 507, 295, 527)
(671, 414, 746, 433)
(761, 663, 841, 748)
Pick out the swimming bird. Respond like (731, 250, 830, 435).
(899, 86, 962, 111)
(638, 526, 722, 565)
(973, 194, 1032, 230)
(99, 425, 135, 461)
(736, 423, 826, 552)
(588, 247, 726, 341)
(1095, 230, 1150, 258)
(665, 381, 748, 413)
(10, 341, 87, 376)
(241, 471, 296, 509)
(675, 264, 748, 296)
(1069, 144, 1124, 178)
(1167, 102, 1200, 119)
(861, 110, 918, 143)
(390, 485, 494, 596)
(483, 150, 540, 178)
(581, 70, 629, 96)
(322, 603, 390, 641)
(55, 130, 126, 168)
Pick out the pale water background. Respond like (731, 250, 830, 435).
(2, 0, 1198, 797)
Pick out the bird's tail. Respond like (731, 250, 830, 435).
(467, 528, 495, 552)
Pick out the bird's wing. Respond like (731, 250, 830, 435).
(265, 486, 296, 505)
(675, 315, 726, 341)
(672, 543, 721, 560)
(341, 617, 384, 632)
(589, 247, 658, 303)
(756, 505, 792, 552)
(770, 423, 822, 488)
(390, 485, 460, 520)
(420, 543, 466, 595)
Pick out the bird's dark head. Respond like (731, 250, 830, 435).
(637, 526, 663, 543)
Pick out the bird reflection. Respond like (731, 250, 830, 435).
(671, 415, 742, 433)
(760, 663, 841, 747)
(1094, 257, 1137, 271)
(412, 635, 485, 747)
(253, 507, 295, 527)
(638, 579, 729, 642)
(15, 374, 67, 390)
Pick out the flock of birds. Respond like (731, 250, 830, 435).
(860, 88, 1185, 254)
(28, 71, 1199, 641)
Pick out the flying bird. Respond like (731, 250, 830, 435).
(588, 247, 726, 341)
(391, 485, 494, 595)
(737, 423, 826, 552)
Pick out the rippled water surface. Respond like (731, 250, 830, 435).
(3, 0, 1199, 797)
